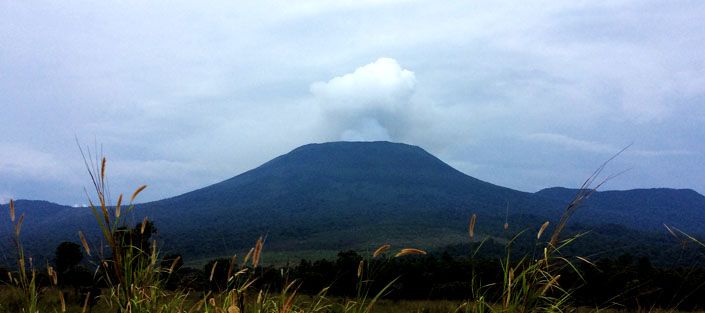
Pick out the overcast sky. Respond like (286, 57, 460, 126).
(1, 1, 704, 206)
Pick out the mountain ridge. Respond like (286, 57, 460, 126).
(2, 141, 704, 265)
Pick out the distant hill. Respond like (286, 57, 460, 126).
(535, 187, 705, 232)
(2, 141, 704, 266)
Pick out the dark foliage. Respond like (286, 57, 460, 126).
(55, 241, 83, 274)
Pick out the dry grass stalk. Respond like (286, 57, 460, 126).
(226, 254, 237, 281)
(82, 291, 91, 313)
(164, 255, 181, 274)
(243, 247, 254, 265)
(78, 231, 91, 256)
(253, 236, 263, 267)
(469, 214, 476, 238)
(240, 277, 259, 292)
(664, 224, 685, 245)
(373, 244, 391, 257)
(548, 146, 628, 248)
(576, 256, 597, 268)
(100, 157, 106, 181)
(116, 194, 123, 218)
(537, 221, 550, 239)
(10, 199, 14, 222)
(233, 268, 248, 277)
(59, 290, 66, 312)
(141, 216, 148, 234)
(540, 274, 561, 296)
(357, 260, 364, 277)
(395, 248, 427, 257)
(15, 214, 24, 236)
(131, 185, 147, 203)
(209, 261, 218, 282)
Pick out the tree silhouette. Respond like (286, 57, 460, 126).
(55, 241, 83, 274)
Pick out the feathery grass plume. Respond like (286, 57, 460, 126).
(116, 194, 123, 218)
(101, 157, 106, 181)
(395, 248, 427, 257)
(131, 185, 147, 203)
(226, 254, 237, 281)
(10, 198, 14, 221)
(537, 221, 550, 239)
(373, 244, 391, 257)
(78, 231, 91, 256)
(504, 222, 509, 230)
(209, 261, 218, 282)
(209, 297, 216, 306)
(140, 216, 148, 234)
(357, 260, 364, 277)
(243, 247, 254, 265)
(253, 236, 263, 267)
(15, 214, 24, 236)
(469, 214, 476, 238)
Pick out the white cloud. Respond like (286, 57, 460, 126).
(311, 57, 417, 141)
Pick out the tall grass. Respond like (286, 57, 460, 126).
(4, 199, 42, 313)
(77, 150, 189, 312)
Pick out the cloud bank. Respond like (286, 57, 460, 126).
(1, 1, 704, 204)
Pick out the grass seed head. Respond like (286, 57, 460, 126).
(209, 261, 218, 282)
(141, 216, 148, 234)
(78, 231, 90, 256)
(15, 214, 24, 236)
(373, 244, 391, 257)
(131, 185, 147, 203)
(100, 157, 106, 181)
(395, 248, 427, 257)
(116, 194, 123, 218)
(226, 254, 237, 281)
(537, 221, 550, 239)
(469, 214, 476, 238)
(243, 247, 254, 266)
(10, 199, 14, 222)
(253, 236, 263, 267)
